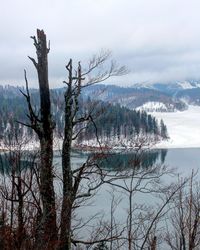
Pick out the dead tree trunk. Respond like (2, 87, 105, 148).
(59, 59, 85, 250)
(59, 59, 74, 250)
(22, 29, 57, 249)
(58, 54, 126, 249)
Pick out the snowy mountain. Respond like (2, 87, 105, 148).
(132, 80, 200, 106)
(83, 84, 186, 112)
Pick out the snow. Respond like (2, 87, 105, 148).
(136, 101, 174, 112)
(150, 105, 200, 148)
(0, 139, 40, 151)
(1, 105, 200, 151)
(177, 81, 195, 89)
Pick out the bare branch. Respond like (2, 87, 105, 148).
(28, 56, 38, 69)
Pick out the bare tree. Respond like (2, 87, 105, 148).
(99, 144, 183, 250)
(19, 29, 126, 250)
(165, 172, 200, 250)
(59, 51, 126, 250)
(20, 29, 57, 249)
(0, 132, 41, 250)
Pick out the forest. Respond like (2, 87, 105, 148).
(0, 86, 168, 145)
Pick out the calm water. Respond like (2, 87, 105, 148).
(67, 148, 200, 175)
(68, 148, 200, 249)
(1, 148, 199, 174)
(163, 148, 200, 174)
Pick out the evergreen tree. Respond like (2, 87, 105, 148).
(160, 119, 168, 138)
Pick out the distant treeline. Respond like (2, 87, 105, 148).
(0, 86, 168, 142)
(80, 98, 168, 141)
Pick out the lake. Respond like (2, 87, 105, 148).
(66, 147, 200, 175)
(62, 148, 200, 249)
(1, 148, 200, 249)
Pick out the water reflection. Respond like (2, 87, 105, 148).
(160, 149, 167, 164)
(0, 149, 168, 174)
(92, 149, 168, 171)
(0, 151, 37, 175)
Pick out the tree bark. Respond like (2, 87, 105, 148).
(28, 29, 57, 249)
(59, 70, 74, 250)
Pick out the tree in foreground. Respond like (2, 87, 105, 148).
(21, 29, 126, 250)
(165, 172, 200, 250)
(20, 30, 57, 249)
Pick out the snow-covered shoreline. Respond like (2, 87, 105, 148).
(72, 105, 200, 149)
(1, 105, 200, 151)
(150, 105, 200, 149)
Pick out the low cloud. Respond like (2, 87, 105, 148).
(1, 0, 200, 87)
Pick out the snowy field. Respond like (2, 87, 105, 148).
(151, 105, 200, 148)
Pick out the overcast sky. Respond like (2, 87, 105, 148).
(1, 0, 200, 87)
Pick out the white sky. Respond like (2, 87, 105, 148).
(1, 0, 200, 87)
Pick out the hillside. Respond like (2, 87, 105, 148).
(82, 84, 187, 112)
(134, 81, 200, 106)
(0, 85, 168, 148)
